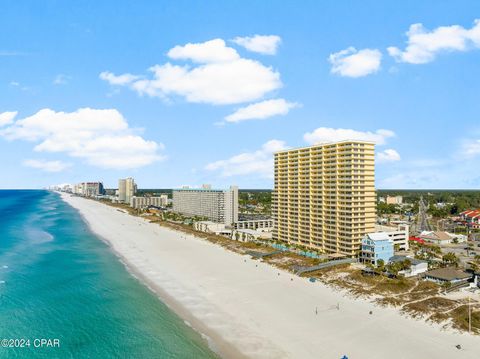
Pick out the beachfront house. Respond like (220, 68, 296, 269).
(423, 268, 472, 285)
(388, 255, 428, 277)
(360, 233, 394, 266)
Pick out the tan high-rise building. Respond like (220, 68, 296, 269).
(118, 177, 137, 203)
(272, 140, 376, 257)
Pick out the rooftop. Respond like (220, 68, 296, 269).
(375, 224, 408, 233)
(419, 231, 454, 241)
(389, 255, 427, 266)
(365, 232, 392, 241)
(274, 140, 375, 154)
(424, 268, 472, 281)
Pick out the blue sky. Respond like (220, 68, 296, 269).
(1, 0, 480, 189)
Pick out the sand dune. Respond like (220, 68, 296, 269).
(61, 193, 480, 359)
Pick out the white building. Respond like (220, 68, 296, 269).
(173, 185, 238, 225)
(130, 195, 168, 209)
(419, 231, 467, 245)
(232, 229, 272, 242)
(234, 218, 273, 231)
(193, 221, 232, 236)
(375, 224, 409, 251)
(388, 255, 428, 277)
(73, 182, 104, 197)
(118, 177, 137, 203)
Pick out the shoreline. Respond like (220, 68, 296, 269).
(62, 194, 243, 359)
(104, 237, 246, 359)
(60, 193, 480, 359)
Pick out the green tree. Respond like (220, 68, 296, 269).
(442, 252, 459, 267)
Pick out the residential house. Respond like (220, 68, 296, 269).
(424, 268, 472, 285)
(388, 255, 428, 277)
(360, 232, 394, 266)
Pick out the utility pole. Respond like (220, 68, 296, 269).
(469, 296, 472, 334)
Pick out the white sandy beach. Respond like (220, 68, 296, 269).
(61, 193, 480, 359)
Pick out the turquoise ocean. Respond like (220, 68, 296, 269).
(0, 190, 218, 358)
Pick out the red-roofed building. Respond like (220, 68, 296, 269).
(409, 236, 425, 244)
(459, 209, 480, 229)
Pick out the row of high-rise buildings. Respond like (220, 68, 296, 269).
(59, 140, 408, 258)
(170, 140, 381, 257)
(71, 182, 105, 197)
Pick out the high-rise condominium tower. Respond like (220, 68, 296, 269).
(272, 140, 375, 257)
(118, 177, 137, 203)
(173, 185, 239, 226)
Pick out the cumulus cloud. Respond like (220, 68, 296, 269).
(23, 159, 71, 172)
(377, 149, 401, 163)
(0, 108, 164, 170)
(0, 111, 17, 126)
(100, 38, 282, 105)
(303, 127, 395, 145)
(168, 38, 240, 63)
(205, 140, 288, 178)
(329, 47, 382, 77)
(388, 19, 480, 64)
(232, 35, 282, 55)
(225, 99, 299, 123)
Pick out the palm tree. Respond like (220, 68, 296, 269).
(376, 259, 385, 272)
(442, 252, 459, 267)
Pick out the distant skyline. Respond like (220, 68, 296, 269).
(1, 1, 480, 189)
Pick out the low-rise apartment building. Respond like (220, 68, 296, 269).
(232, 229, 272, 242)
(130, 195, 168, 209)
(234, 218, 273, 231)
(194, 221, 232, 236)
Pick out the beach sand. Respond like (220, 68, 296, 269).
(61, 193, 480, 359)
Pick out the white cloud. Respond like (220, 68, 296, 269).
(388, 19, 480, 64)
(168, 38, 239, 63)
(23, 159, 71, 172)
(0, 111, 17, 126)
(100, 38, 282, 105)
(232, 35, 282, 55)
(329, 47, 382, 77)
(462, 139, 480, 157)
(99, 71, 140, 85)
(53, 74, 71, 85)
(225, 99, 299, 123)
(304, 127, 395, 145)
(205, 140, 288, 178)
(377, 149, 401, 163)
(0, 108, 164, 170)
